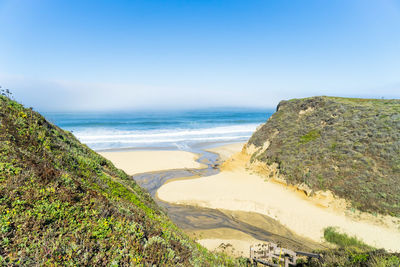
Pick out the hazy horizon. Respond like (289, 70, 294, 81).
(1, 0, 399, 112)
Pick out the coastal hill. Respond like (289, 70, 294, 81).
(246, 96, 400, 217)
(0, 95, 241, 266)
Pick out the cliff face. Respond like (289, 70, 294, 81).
(247, 96, 400, 217)
(0, 95, 238, 266)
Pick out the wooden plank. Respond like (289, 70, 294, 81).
(295, 250, 321, 259)
(252, 258, 280, 267)
(250, 242, 298, 266)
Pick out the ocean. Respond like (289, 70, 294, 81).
(44, 108, 273, 151)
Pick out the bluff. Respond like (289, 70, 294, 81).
(0, 95, 240, 266)
(246, 96, 400, 217)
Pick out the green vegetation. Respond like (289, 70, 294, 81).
(248, 96, 400, 217)
(304, 227, 400, 266)
(299, 130, 321, 144)
(298, 227, 400, 266)
(0, 95, 243, 266)
(323, 227, 372, 251)
(307, 249, 400, 267)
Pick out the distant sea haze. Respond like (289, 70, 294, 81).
(44, 109, 273, 151)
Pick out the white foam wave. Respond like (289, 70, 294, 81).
(76, 124, 258, 140)
(82, 135, 251, 144)
(72, 123, 259, 149)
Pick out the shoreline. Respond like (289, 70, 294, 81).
(94, 140, 248, 153)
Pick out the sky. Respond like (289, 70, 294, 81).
(0, 0, 399, 111)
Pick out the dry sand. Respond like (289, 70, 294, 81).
(158, 143, 400, 252)
(206, 142, 245, 161)
(99, 150, 205, 175)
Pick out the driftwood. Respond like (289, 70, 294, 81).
(250, 242, 321, 267)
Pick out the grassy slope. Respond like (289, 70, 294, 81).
(0, 95, 243, 266)
(248, 96, 400, 217)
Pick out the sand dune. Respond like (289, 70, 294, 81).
(99, 150, 205, 175)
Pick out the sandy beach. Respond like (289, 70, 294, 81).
(158, 143, 400, 252)
(99, 150, 205, 175)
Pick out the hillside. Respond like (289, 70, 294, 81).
(0, 95, 242, 266)
(247, 96, 400, 217)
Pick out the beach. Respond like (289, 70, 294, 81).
(158, 143, 400, 252)
(99, 150, 205, 175)
(99, 142, 400, 254)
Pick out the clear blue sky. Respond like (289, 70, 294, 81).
(0, 0, 399, 111)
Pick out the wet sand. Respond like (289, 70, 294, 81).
(164, 205, 323, 254)
(158, 143, 400, 252)
(99, 150, 205, 175)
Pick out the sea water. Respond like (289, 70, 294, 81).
(44, 108, 273, 151)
